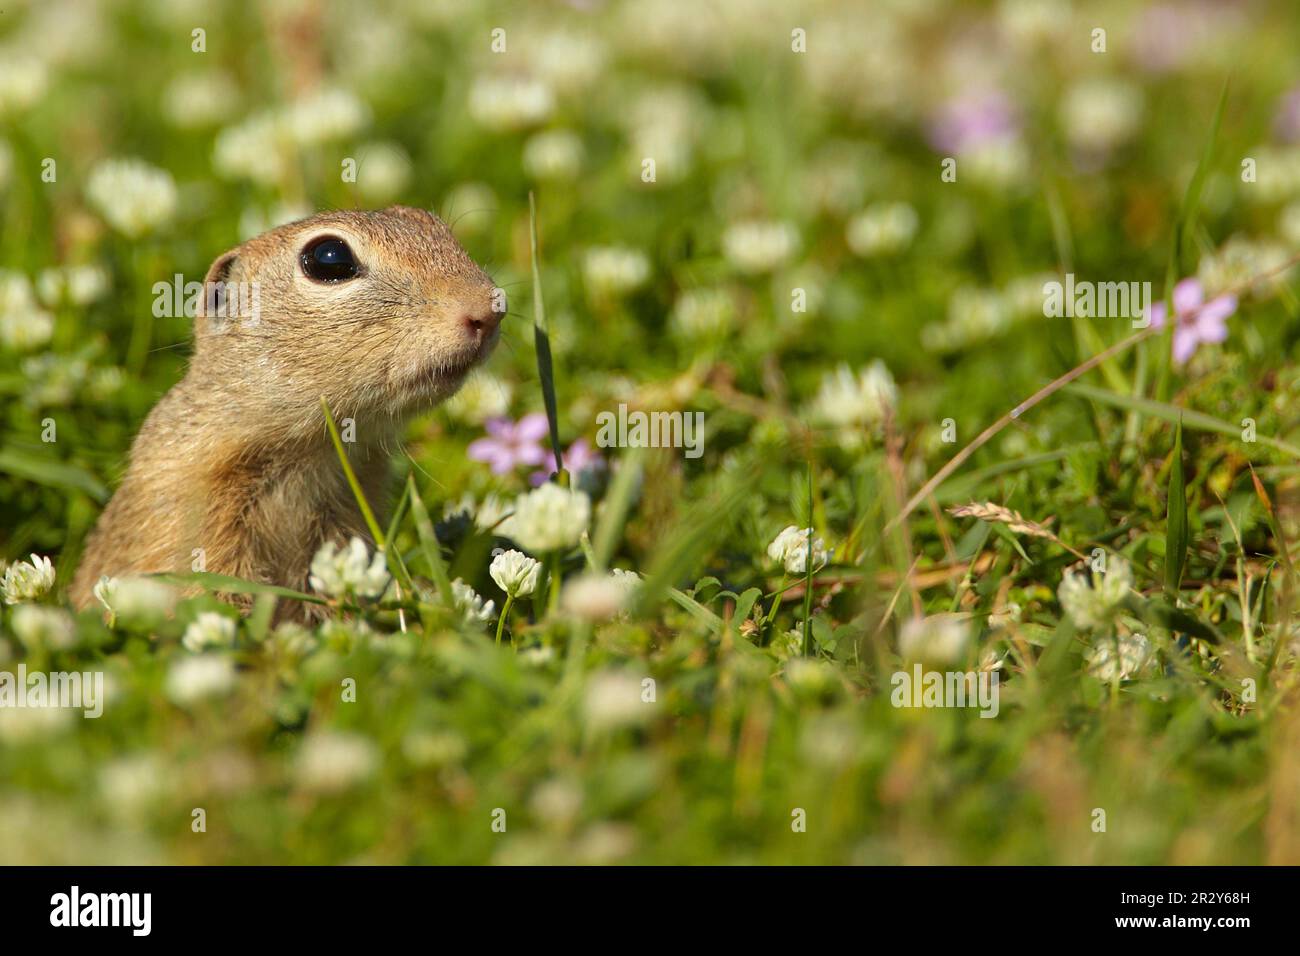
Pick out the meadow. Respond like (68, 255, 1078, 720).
(3, 0, 1300, 865)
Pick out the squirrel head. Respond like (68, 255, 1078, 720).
(192, 205, 504, 438)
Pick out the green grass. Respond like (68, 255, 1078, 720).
(3, 0, 1300, 864)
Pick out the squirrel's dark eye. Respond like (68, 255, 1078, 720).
(300, 236, 359, 283)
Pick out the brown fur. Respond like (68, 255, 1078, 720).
(70, 206, 502, 615)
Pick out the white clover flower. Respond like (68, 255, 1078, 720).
(356, 141, 412, 203)
(800, 713, 860, 768)
(807, 360, 898, 431)
(451, 578, 495, 625)
(998, 0, 1071, 47)
(772, 628, 805, 660)
(65, 261, 111, 303)
(1280, 203, 1300, 247)
(530, 776, 584, 827)
(1248, 147, 1300, 204)
(165, 655, 237, 706)
(722, 220, 800, 275)
(528, 30, 606, 93)
(21, 352, 87, 405)
(1198, 235, 1293, 300)
(444, 369, 513, 424)
(401, 730, 467, 768)
(98, 754, 164, 818)
(490, 549, 542, 598)
(445, 492, 511, 533)
(1, 553, 56, 604)
(523, 129, 584, 181)
(922, 286, 1013, 353)
(1084, 633, 1154, 682)
(765, 526, 829, 575)
(584, 670, 651, 730)
(0, 269, 35, 313)
(0, 698, 73, 743)
(181, 611, 237, 653)
(561, 572, 632, 622)
(162, 70, 240, 128)
(295, 731, 379, 792)
(784, 658, 839, 695)
(271, 621, 319, 658)
(309, 537, 390, 600)
(962, 137, 1031, 189)
(505, 483, 591, 553)
(1060, 79, 1143, 153)
(846, 202, 919, 257)
(0, 271, 47, 350)
(520, 644, 556, 666)
(10, 605, 76, 651)
(109, 577, 178, 628)
(92, 575, 117, 619)
(0, 308, 54, 351)
(670, 287, 737, 339)
(623, 87, 704, 184)
(988, 602, 1023, 629)
(37, 264, 111, 307)
(284, 88, 369, 145)
(898, 614, 971, 666)
(213, 111, 290, 186)
(1003, 272, 1057, 318)
(85, 158, 178, 239)
(610, 568, 641, 600)
(468, 75, 555, 131)
(1057, 556, 1134, 631)
(0, 53, 47, 115)
(582, 246, 651, 299)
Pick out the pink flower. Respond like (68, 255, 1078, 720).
(1275, 86, 1300, 143)
(1147, 278, 1237, 365)
(467, 413, 550, 474)
(530, 437, 604, 486)
(927, 90, 1019, 155)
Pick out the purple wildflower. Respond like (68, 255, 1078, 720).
(1131, 3, 1219, 73)
(1276, 87, 1300, 144)
(530, 437, 605, 486)
(467, 413, 550, 475)
(1148, 278, 1237, 365)
(927, 90, 1019, 155)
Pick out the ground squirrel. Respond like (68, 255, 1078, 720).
(70, 206, 503, 613)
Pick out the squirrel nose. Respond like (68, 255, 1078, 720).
(462, 306, 502, 342)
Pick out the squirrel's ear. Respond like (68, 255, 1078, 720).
(199, 250, 238, 319)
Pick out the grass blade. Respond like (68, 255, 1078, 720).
(1165, 417, 1189, 594)
(0, 447, 109, 502)
(802, 459, 815, 656)
(1158, 78, 1228, 401)
(320, 396, 385, 546)
(591, 445, 646, 571)
(1065, 382, 1300, 459)
(529, 191, 565, 485)
(406, 474, 454, 607)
